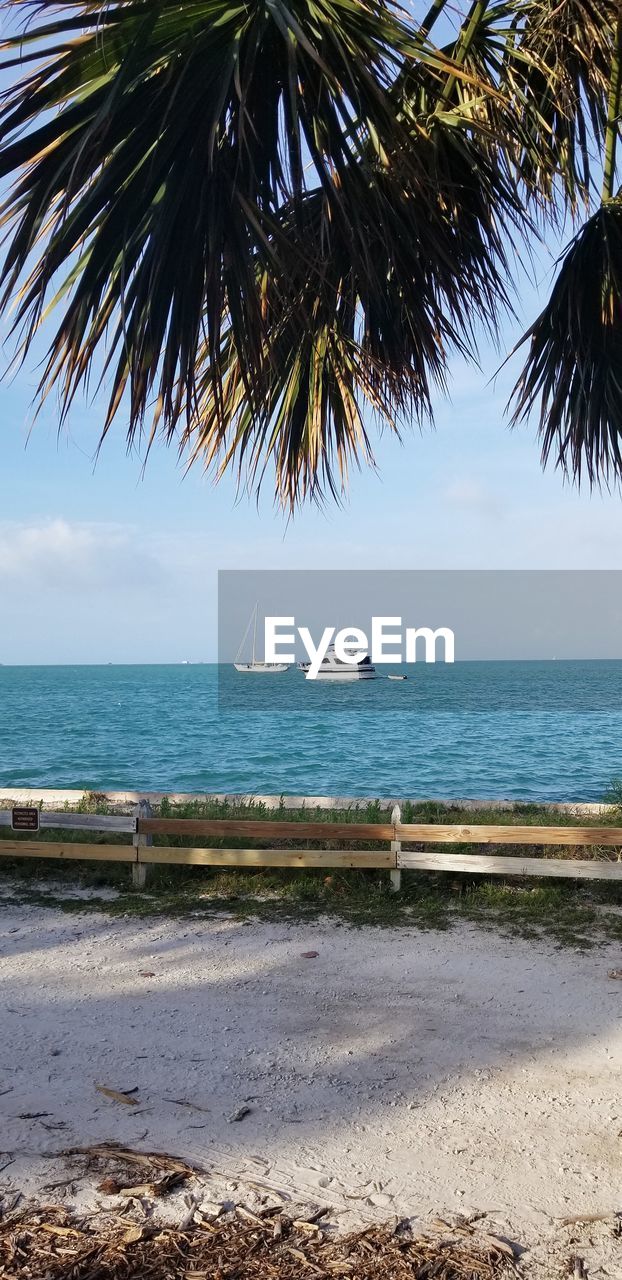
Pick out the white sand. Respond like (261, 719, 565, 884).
(1, 897, 621, 1275)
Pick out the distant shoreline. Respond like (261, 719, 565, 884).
(4, 658, 622, 668)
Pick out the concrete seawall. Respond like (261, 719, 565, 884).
(0, 787, 613, 815)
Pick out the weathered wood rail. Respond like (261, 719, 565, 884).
(2, 806, 622, 889)
(0, 811, 136, 833)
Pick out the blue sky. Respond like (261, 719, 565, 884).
(3, 245, 622, 663)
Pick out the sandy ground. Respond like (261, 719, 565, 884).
(1, 896, 622, 1277)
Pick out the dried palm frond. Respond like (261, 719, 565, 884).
(0, 1203, 518, 1280)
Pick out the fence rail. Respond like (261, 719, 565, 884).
(138, 818, 394, 840)
(2, 805, 622, 890)
(140, 846, 395, 869)
(397, 852, 622, 879)
(0, 811, 136, 833)
(0, 840, 137, 862)
(395, 822, 622, 846)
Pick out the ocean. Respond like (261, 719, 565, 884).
(0, 661, 621, 801)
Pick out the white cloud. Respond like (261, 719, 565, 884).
(0, 519, 165, 592)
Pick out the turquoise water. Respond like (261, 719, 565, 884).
(0, 662, 622, 800)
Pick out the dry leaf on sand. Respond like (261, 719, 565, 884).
(95, 1084, 140, 1106)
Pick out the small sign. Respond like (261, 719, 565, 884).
(11, 806, 40, 832)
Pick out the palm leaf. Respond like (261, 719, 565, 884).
(181, 120, 524, 506)
(510, 199, 622, 485)
(0, 0, 523, 505)
(0, 0, 434, 437)
(501, 0, 616, 210)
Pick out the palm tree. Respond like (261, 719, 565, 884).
(0, 1, 620, 506)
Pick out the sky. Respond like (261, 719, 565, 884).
(3, 238, 622, 663)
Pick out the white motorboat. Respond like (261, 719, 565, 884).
(298, 645, 376, 681)
(388, 674, 407, 681)
(234, 604, 289, 673)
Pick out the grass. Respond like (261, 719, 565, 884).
(2, 796, 622, 948)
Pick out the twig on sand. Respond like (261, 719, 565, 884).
(559, 1212, 617, 1226)
(61, 1141, 205, 1175)
(58, 1142, 204, 1200)
(429, 1218, 519, 1261)
(571, 1258, 589, 1279)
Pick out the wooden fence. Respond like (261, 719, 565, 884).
(2, 803, 622, 891)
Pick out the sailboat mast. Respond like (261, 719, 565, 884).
(235, 606, 255, 663)
(252, 603, 258, 663)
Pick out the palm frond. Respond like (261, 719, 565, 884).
(502, 0, 617, 210)
(182, 121, 524, 506)
(0, 0, 527, 505)
(0, 0, 437, 443)
(510, 199, 622, 486)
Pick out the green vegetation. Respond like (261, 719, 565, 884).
(2, 795, 622, 948)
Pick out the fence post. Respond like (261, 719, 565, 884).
(132, 798, 153, 888)
(390, 803, 402, 892)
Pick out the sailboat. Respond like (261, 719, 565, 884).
(234, 604, 289, 673)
